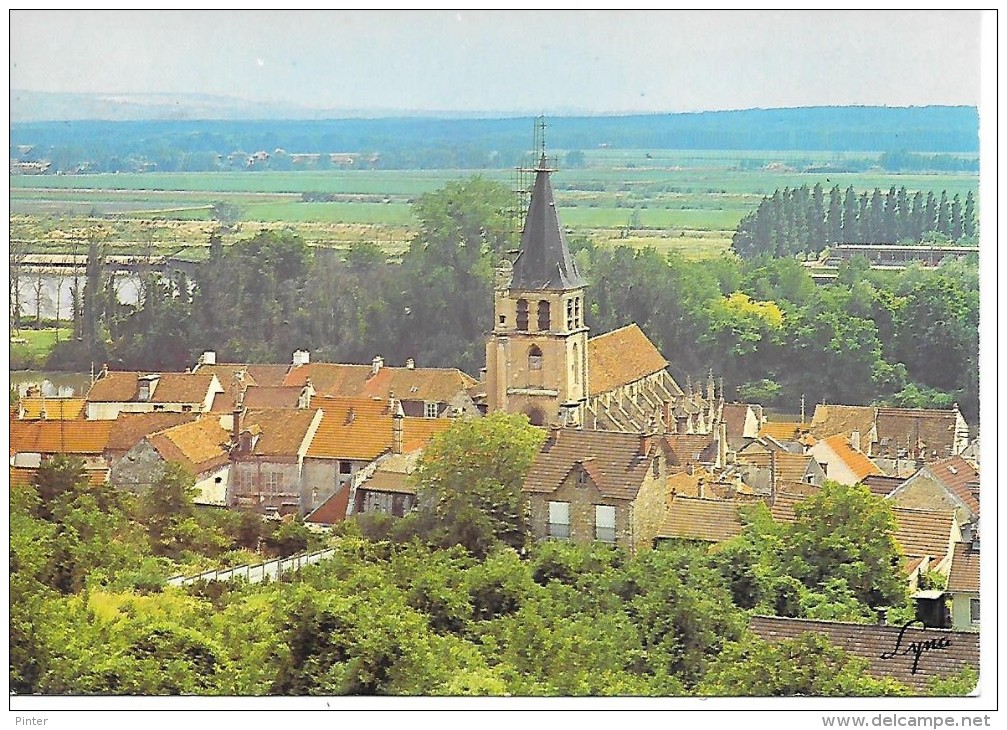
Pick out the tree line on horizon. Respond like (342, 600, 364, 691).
(732, 184, 977, 259)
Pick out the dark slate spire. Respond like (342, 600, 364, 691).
(511, 155, 587, 291)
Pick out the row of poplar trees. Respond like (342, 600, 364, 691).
(732, 184, 977, 259)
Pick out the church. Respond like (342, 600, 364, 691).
(484, 155, 722, 436)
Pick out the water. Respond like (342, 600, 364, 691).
(12, 273, 142, 321)
(9, 370, 93, 398)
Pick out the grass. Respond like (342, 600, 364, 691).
(9, 327, 73, 367)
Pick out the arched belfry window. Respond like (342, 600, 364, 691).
(516, 299, 529, 331)
(537, 300, 551, 331)
(528, 345, 543, 371)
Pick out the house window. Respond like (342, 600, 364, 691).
(548, 501, 570, 539)
(970, 598, 980, 624)
(537, 300, 551, 331)
(339, 460, 353, 475)
(424, 401, 439, 419)
(266, 471, 284, 493)
(528, 345, 543, 371)
(182, 404, 193, 412)
(577, 467, 588, 487)
(236, 469, 256, 494)
(571, 342, 580, 385)
(595, 505, 616, 543)
(516, 299, 529, 331)
(566, 298, 575, 329)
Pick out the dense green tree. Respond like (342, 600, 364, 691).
(700, 632, 908, 696)
(412, 412, 545, 556)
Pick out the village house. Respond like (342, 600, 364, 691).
(735, 450, 826, 496)
(344, 449, 424, 520)
(83, 368, 223, 420)
(301, 395, 452, 518)
(886, 455, 979, 527)
(228, 408, 323, 516)
(103, 412, 200, 465)
(111, 417, 232, 506)
(653, 495, 744, 546)
(809, 434, 884, 485)
(9, 417, 114, 474)
(946, 534, 980, 632)
(521, 426, 672, 552)
(748, 615, 979, 693)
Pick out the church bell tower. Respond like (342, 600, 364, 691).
(485, 154, 589, 427)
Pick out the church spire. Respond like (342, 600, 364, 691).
(510, 155, 586, 291)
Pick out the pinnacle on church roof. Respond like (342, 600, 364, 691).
(511, 157, 586, 291)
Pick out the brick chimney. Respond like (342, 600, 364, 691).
(851, 429, 861, 452)
(405, 358, 415, 370)
(292, 349, 310, 367)
(371, 355, 384, 376)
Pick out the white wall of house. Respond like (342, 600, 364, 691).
(950, 592, 980, 632)
(194, 465, 230, 506)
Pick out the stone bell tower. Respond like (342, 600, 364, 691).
(485, 155, 589, 427)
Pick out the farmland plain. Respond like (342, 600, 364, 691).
(10, 148, 978, 261)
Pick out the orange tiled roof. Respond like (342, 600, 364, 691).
(84, 371, 142, 401)
(656, 496, 744, 543)
(242, 386, 303, 409)
(10, 466, 109, 488)
(808, 404, 876, 440)
(587, 324, 668, 397)
(18, 398, 86, 420)
(239, 409, 321, 457)
(105, 412, 200, 454)
(759, 421, 805, 441)
(822, 434, 884, 480)
(306, 396, 451, 461)
(285, 363, 476, 402)
(85, 371, 216, 404)
(148, 419, 232, 475)
(946, 542, 979, 593)
(10, 419, 114, 455)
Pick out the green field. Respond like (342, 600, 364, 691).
(9, 328, 73, 368)
(9, 151, 978, 260)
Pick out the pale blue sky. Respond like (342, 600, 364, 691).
(10, 10, 982, 114)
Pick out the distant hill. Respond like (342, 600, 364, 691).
(8, 105, 979, 173)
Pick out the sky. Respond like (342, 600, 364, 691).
(8, 10, 984, 114)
